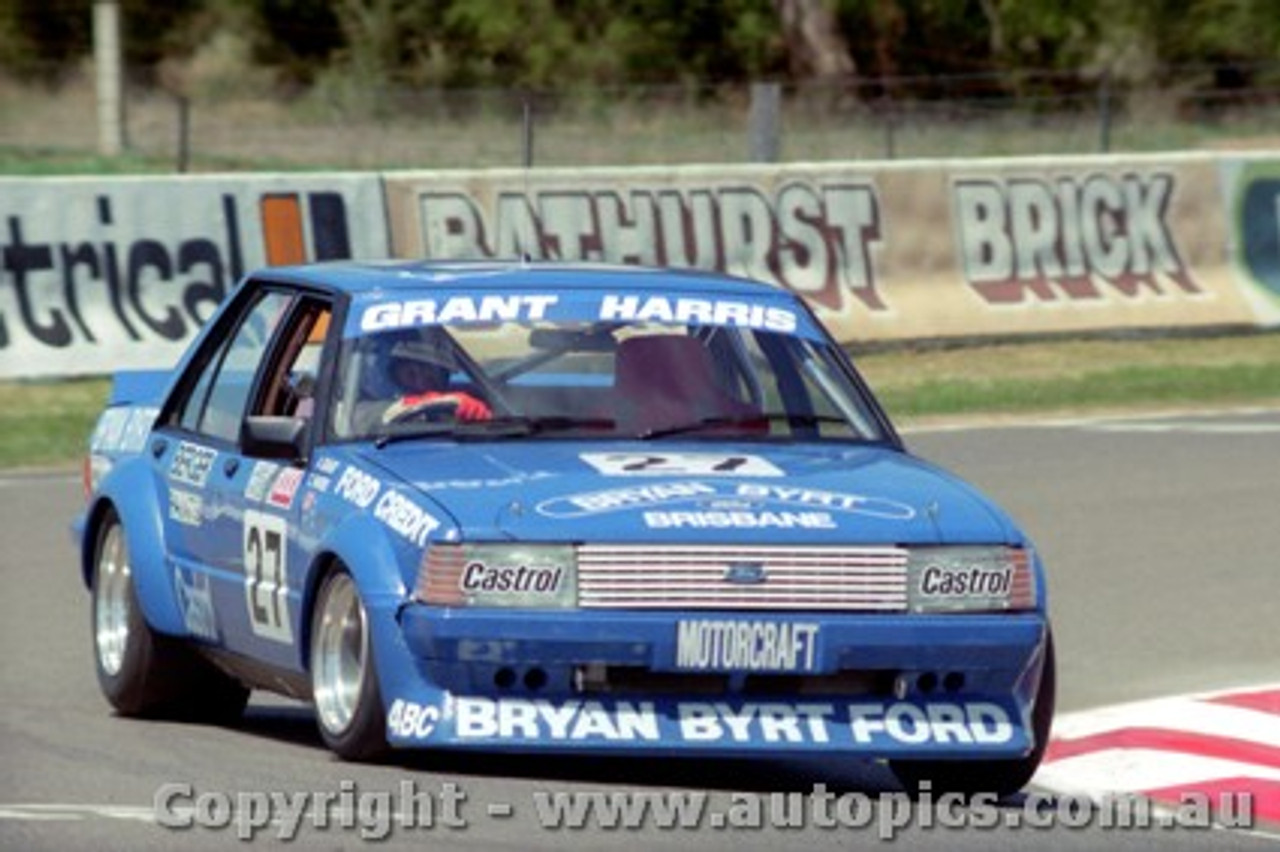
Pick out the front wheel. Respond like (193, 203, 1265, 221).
(92, 509, 248, 721)
(890, 629, 1056, 799)
(310, 568, 388, 761)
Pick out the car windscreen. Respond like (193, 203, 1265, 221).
(328, 318, 887, 444)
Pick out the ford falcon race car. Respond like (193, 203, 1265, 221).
(75, 260, 1054, 796)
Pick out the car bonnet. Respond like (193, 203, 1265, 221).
(356, 442, 1023, 546)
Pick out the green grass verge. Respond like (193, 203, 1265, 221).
(874, 362, 1280, 419)
(0, 146, 175, 175)
(0, 378, 110, 470)
(2, 333, 1278, 470)
(855, 332, 1280, 424)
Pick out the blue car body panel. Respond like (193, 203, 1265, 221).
(73, 260, 1052, 764)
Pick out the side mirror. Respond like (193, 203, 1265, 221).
(242, 416, 307, 461)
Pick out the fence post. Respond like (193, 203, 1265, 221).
(881, 96, 897, 160)
(176, 95, 190, 173)
(1098, 69, 1113, 153)
(522, 97, 535, 168)
(748, 82, 781, 162)
(93, 0, 126, 156)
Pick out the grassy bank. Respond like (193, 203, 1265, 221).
(1, 333, 1278, 470)
(0, 378, 110, 470)
(858, 332, 1280, 423)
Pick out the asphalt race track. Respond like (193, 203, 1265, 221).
(2, 408, 1278, 851)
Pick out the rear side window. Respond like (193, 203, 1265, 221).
(174, 291, 295, 442)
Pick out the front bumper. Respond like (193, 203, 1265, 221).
(372, 604, 1050, 758)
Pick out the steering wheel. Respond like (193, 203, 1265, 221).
(382, 395, 460, 425)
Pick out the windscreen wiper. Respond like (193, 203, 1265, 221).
(636, 412, 851, 440)
(374, 415, 619, 447)
(373, 422, 459, 448)
(479, 415, 618, 436)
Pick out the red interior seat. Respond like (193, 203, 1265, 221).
(611, 335, 763, 435)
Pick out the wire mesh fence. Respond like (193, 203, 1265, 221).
(2, 65, 1278, 173)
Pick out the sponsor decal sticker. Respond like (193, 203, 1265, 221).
(387, 699, 442, 740)
(244, 461, 280, 503)
(677, 702, 837, 743)
(427, 698, 1015, 747)
(580, 453, 784, 477)
(168, 489, 204, 527)
(537, 479, 915, 521)
(89, 408, 131, 452)
(734, 483, 915, 518)
(119, 407, 158, 452)
(360, 294, 560, 332)
(334, 465, 381, 508)
(846, 701, 1013, 745)
(268, 468, 305, 509)
(645, 510, 835, 529)
(676, 619, 821, 673)
(596, 294, 796, 332)
(169, 442, 216, 488)
(374, 490, 439, 547)
(87, 454, 113, 493)
(173, 567, 218, 641)
(455, 698, 663, 742)
(460, 561, 565, 594)
(542, 481, 716, 516)
(243, 510, 292, 643)
(917, 564, 1012, 598)
(414, 471, 557, 492)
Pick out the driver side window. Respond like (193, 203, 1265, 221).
(173, 290, 295, 443)
(252, 302, 332, 422)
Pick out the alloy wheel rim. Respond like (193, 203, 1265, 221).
(312, 574, 368, 736)
(94, 525, 131, 677)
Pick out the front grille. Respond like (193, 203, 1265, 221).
(576, 544, 909, 611)
(572, 665, 896, 697)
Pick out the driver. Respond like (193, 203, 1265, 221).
(379, 336, 492, 424)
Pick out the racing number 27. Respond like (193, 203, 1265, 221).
(243, 510, 293, 643)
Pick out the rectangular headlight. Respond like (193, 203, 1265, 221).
(906, 546, 1036, 613)
(418, 543, 577, 608)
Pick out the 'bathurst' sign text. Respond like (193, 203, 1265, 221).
(419, 183, 884, 312)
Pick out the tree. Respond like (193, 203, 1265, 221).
(775, 0, 856, 79)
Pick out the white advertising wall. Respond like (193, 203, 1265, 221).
(0, 174, 390, 378)
(1, 153, 1276, 379)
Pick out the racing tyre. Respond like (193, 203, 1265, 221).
(890, 629, 1056, 800)
(92, 510, 249, 722)
(310, 567, 389, 761)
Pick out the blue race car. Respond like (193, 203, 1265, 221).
(76, 260, 1053, 796)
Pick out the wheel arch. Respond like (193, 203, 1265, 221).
(299, 513, 410, 674)
(84, 460, 187, 637)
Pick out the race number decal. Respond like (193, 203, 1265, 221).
(243, 510, 293, 643)
(579, 452, 783, 477)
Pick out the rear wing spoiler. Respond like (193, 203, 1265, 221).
(107, 369, 171, 408)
